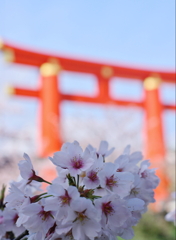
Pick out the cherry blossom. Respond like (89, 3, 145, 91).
(95, 194, 131, 232)
(165, 192, 176, 225)
(98, 162, 134, 198)
(87, 140, 115, 158)
(1, 140, 160, 240)
(49, 141, 94, 177)
(83, 154, 104, 189)
(21, 199, 55, 237)
(114, 145, 142, 173)
(68, 197, 101, 240)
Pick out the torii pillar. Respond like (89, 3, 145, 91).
(39, 62, 62, 157)
(144, 76, 170, 209)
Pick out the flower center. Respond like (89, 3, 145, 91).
(38, 207, 53, 221)
(141, 170, 148, 178)
(102, 201, 114, 216)
(88, 170, 98, 182)
(106, 175, 117, 188)
(77, 210, 87, 222)
(130, 187, 139, 196)
(60, 190, 71, 205)
(71, 156, 83, 169)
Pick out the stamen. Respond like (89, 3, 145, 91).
(141, 171, 148, 178)
(77, 210, 87, 222)
(88, 170, 98, 182)
(71, 156, 83, 169)
(102, 201, 114, 216)
(106, 175, 117, 188)
(60, 190, 71, 205)
(130, 188, 139, 196)
(38, 207, 53, 221)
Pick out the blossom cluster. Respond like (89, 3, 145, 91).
(0, 140, 159, 240)
(165, 192, 176, 226)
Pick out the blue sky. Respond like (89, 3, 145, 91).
(0, 1, 175, 152)
(0, 1, 175, 68)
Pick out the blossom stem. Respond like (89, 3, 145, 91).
(73, 177, 76, 185)
(0, 184, 6, 210)
(43, 194, 53, 198)
(14, 230, 29, 240)
(77, 175, 80, 188)
(43, 179, 52, 185)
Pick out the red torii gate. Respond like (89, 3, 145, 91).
(0, 40, 175, 205)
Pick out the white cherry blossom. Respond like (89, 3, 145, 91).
(50, 141, 94, 177)
(18, 153, 35, 181)
(87, 140, 115, 158)
(98, 162, 134, 198)
(2, 140, 160, 240)
(22, 199, 55, 236)
(68, 197, 101, 240)
(83, 154, 104, 189)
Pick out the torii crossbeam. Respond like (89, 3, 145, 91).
(0, 40, 175, 206)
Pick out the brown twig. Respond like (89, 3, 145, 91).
(14, 230, 29, 240)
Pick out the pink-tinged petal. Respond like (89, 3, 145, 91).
(42, 218, 55, 234)
(130, 151, 143, 163)
(62, 209, 77, 224)
(87, 144, 96, 153)
(82, 147, 91, 160)
(16, 214, 29, 227)
(72, 222, 85, 240)
(114, 155, 129, 168)
(47, 183, 65, 196)
(23, 153, 33, 168)
(68, 141, 83, 157)
(81, 157, 94, 171)
(105, 147, 115, 157)
(22, 203, 41, 215)
(61, 142, 72, 152)
(165, 210, 176, 224)
(83, 173, 100, 189)
(44, 197, 59, 211)
(68, 166, 82, 177)
(35, 231, 44, 240)
(120, 227, 134, 240)
(127, 198, 145, 211)
(116, 172, 134, 182)
(18, 153, 34, 179)
(50, 152, 69, 168)
(67, 186, 80, 199)
(123, 145, 131, 155)
(114, 184, 131, 198)
(109, 205, 130, 227)
(103, 162, 116, 175)
(23, 215, 41, 232)
(71, 198, 91, 213)
(83, 219, 101, 238)
(55, 223, 72, 235)
(98, 141, 108, 155)
(27, 233, 36, 240)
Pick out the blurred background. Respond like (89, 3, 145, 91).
(0, 1, 175, 239)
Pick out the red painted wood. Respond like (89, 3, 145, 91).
(12, 87, 176, 110)
(39, 74, 62, 157)
(2, 41, 175, 83)
(144, 87, 169, 205)
(2, 41, 175, 207)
